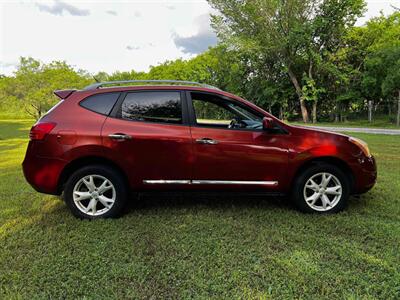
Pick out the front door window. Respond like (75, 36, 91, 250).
(191, 92, 263, 130)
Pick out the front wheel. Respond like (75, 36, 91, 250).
(64, 165, 127, 219)
(291, 163, 350, 213)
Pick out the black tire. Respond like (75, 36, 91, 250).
(291, 163, 350, 214)
(64, 164, 128, 219)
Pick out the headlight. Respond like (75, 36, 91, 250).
(349, 137, 371, 157)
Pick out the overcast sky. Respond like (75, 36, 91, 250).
(0, 0, 397, 76)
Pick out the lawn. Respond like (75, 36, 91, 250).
(0, 119, 399, 299)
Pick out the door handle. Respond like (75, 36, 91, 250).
(195, 138, 219, 145)
(108, 133, 132, 141)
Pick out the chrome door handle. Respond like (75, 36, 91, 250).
(108, 133, 132, 141)
(195, 138, 219, 145)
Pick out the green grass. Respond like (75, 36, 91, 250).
(0, 101, 32, 120)
(0, 119, 399, 299)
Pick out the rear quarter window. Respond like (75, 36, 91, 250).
(80, 93, 120, 115)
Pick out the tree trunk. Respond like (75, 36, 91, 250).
(374, 99, 382, 112)
(279, 105, 283, 120)
(397, 90, 400, 127)
(37, 104, 42, 120)
(287, 67, 309, 123)
(335, 103, 339, 122)
(388, 100, 392, 116)
(339, 103, 344, 122)
(312, 101, 317, 123)
(368, 100, 373, 123)
(299, 98, 309, 123)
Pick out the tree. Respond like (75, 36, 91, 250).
(207, 0, 365, 122)
(1, 57, 90, 119)
(357, 12, 400, 125)
(364, 48, 400, 126)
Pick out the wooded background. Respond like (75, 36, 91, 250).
(0, 1, 399, 125)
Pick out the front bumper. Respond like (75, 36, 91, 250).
(353, 155, 377, 194)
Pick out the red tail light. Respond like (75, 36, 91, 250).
(29, 122, 56, 141)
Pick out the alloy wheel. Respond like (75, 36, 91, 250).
(303, 172, 342, 212)
(72, 174, 116, 216)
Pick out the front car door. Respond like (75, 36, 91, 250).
(187, 91, 289, 190)
(102, 90, 193, 189)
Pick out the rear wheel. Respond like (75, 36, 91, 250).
(291, 163, 350, 213)
(64, 165, 127, 219)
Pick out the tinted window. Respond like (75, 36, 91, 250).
(80, 93, 120, 115)
(191, 92, 263, 130)
(120, 92, 182, 124)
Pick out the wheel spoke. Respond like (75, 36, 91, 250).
(321, 194, 331, 209)
(83, 176, 96, 192)
(306, 179, 319, 191)
(98, 195, 114, 208)
(325, 186, 341, 195)
(306, 192, 320, 205)
(73, 191, 91, 201)
(91, 201, 97, 215)
(321, 174, 332, 188)
(85, 198, 97, 214)
(98, 179, 112, 194)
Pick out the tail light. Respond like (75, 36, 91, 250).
(29, 122, 56, 141)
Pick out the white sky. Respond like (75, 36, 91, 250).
(0, 0, 398, 76)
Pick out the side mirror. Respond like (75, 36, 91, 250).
(262, 117, 274, 130)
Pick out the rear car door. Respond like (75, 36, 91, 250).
(187, 91, 289, 189)
(102, 90, 193, 188)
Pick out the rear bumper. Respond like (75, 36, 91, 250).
(352, 155, 377, 194)
(22, 153, 67, 195)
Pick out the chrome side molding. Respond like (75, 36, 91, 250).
(143, 180, 191, 184)
(192, 180, 278, 186)
(143, 180, 278, 186)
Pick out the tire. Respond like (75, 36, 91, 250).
(64, 164, 128, 219)
(291, 163, 350, 214)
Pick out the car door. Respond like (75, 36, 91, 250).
(187, 91, 289, 189)
(102, 90, 193, 188)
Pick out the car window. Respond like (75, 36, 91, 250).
(191, 92, 263, 130)
(119, 91, 182, 124)
(80, 92, 120, 115)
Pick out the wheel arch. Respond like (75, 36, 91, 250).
(57, 156, 129, 194)
(292, 156, 355, 193)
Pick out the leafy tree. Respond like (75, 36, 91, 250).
(1, 57, 90, 119)
(207, 0, 365, 122)
(361, 13, 400, 123)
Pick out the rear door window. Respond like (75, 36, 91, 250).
(118, 91, 182, 124)
(80, 93, 120, 115)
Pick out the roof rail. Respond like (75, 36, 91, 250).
(82, 80, 219, 91)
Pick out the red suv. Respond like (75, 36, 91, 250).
(22, 80, 377, 219)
